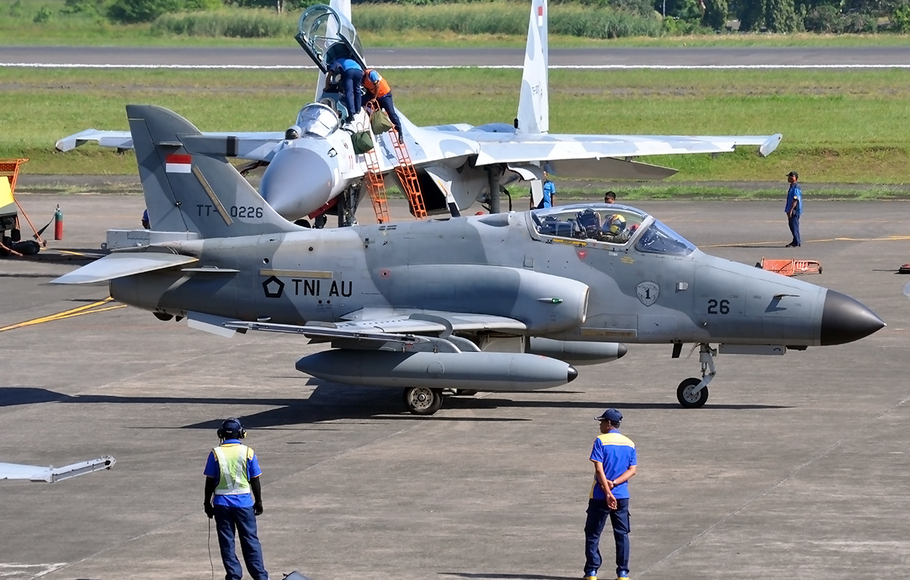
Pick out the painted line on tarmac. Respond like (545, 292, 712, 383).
(3, 63, 910, 70)
(0, 297, 125, 333)
(703, 234, 910, 248)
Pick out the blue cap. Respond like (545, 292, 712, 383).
(596, 408, 623, 422)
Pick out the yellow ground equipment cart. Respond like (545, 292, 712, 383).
(1, 158, 43, 257)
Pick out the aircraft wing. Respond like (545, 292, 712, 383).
(56, 130, 287, 163)
(228, 311, 527, 337)
(468, 132, 783, 168)
(55, 129, 133, 152)
(0, 456, 116, 483)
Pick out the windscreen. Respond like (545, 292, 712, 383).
(634, 220, 696, 256)
(294, 104, 341, 138)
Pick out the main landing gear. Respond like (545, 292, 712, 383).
(402, 387, 443, 415)
(401, 387, 478, 415)
(676, 343, 717, 408)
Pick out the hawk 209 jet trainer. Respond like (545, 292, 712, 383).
(52, 105, 884, 415)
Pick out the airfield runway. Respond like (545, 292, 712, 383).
(2, 195, 909, 580)
(3, 45, 910, 68)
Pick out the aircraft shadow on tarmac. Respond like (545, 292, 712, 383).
(0, 386, 789, 428)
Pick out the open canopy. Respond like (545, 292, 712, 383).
(295, 4, 366, 73)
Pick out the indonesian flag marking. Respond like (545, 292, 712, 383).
(166, 154, 192, 174)
(537, 4, 544, 26)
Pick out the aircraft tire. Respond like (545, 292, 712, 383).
(676, 378, 708, 408)
(403, 386, 443, 415)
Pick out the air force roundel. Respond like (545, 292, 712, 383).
(636, 281, 660, 307)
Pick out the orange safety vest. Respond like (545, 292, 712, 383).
(362, 69, 391, 98)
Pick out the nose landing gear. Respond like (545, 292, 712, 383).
(676, 343, 716, 408)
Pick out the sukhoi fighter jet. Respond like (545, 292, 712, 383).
(51, 104, 884, 415)
(55, 0, 782, 225)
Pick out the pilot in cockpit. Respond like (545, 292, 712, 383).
(600, 213, 630, 243)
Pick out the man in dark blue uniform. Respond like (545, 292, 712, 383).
(204, 418, 268, 580)
(584, 408, 637, 580)
(785, 171, 803, 247)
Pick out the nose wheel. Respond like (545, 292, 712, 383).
(677, 378, 709, 408)
(403, 386, 443, 415)
(675, 343, 716, 408)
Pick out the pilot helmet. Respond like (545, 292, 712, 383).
(605, 214, 626, 236)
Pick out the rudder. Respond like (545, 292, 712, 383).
(127, 104, 299, 239)
(516, 0, 549, 135)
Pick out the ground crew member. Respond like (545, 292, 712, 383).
(362, 68, 403, 136)
(785, 170, 802, 247)
(330, 57, 364, 125)
(204, 417, 269, 580)
(584, 408, 637, 580)
(532, 170, 556, 209)
(604, 191, 616, 204)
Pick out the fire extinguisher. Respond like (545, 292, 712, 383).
(54, 205, 63, 240)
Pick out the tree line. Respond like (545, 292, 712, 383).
(59, 0, 910, 33)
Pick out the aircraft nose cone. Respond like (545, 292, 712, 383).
(567, 365, 578, 382)
(260, 143, 336, 220)
(820, 290, 885, 346)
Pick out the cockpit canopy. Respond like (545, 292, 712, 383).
(295, 4, 366, 73)
(290, 103, 341, 139)
(531, 204, 696, 256)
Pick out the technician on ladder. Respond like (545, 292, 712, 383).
(362, 68, 403, 137)
(203, 418, 269, 580)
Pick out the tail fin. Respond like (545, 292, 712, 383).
(128, 104, 298, 239)
(516, 0, 549, 135)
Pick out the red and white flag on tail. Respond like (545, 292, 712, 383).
(165, 154, 192, 174)
(537, 2, 544, 26)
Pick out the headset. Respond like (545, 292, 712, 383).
(217, 417, 246, 440)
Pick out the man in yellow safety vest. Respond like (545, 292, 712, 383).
(204, 417, 269, 580)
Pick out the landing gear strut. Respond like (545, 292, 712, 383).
(676, 343, 716, 408)
(403, 386, 443, 415)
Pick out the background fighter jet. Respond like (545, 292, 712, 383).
(55, 0, 782, 227)
(52, 104, 883, 415)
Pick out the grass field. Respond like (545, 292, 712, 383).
(3, 67, 909, 194)
(2, 0, 910, 48)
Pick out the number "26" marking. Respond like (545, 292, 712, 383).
(707, 298, 730, 314)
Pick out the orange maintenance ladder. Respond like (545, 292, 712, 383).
(390, 130, 427, 220)
(363, 100, 427, 221)
(360, 136, 392, 224)
(759, 257, 823, 277)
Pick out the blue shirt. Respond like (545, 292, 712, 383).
(333, 58, 362, 72)
(786, 183, 802, 216)
(589, 430, 637, 500)
(204, 439, 262, 508)
(540, 179, 555, 208)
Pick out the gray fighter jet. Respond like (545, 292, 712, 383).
(51, 104, 884, 415)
